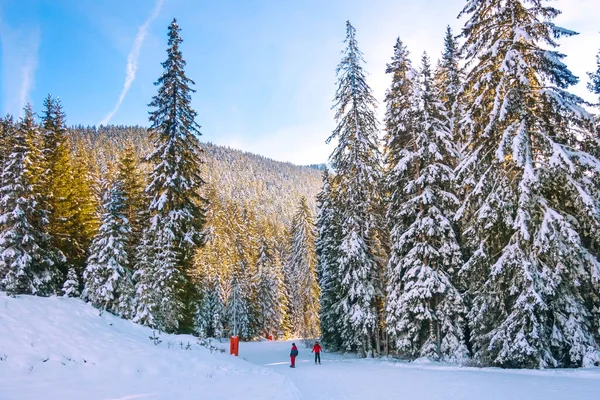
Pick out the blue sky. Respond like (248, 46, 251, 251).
(1, 0, 598, 164)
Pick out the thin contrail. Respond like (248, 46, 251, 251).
(18, 32, 39, 115)
(100, 0, 163, 126)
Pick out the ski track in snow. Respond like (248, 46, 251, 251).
(1, 292, 599, 400)
(241, 340, 600, 400)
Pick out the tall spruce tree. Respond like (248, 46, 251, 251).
(41, 96, 74, 279)
(458, 0, 600, 368)
(226, 275, 251, 339)
(384, 38, 419, 159)
(383, 38, 419, 357)
(134, 19, 206, 333)
(116, 144, 146, 267)
(255, 239, 288, 339)
(316, 170, 341, 349)
(0, 106, 59, 295)
(385, 54, 467, 362)
(328, 21, 383, 356)
(0, 116, 15, 194)
(288, 197, 320, 339)
(83, 178, 134, 317)
(435, 26, 465, 152)
(69, 151, 100, 272)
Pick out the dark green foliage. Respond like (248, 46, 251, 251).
(135, 19, 206, 333)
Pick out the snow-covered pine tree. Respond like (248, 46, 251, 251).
(328, 21, 383, 357)
(135, 19, 206, 333)
(132, 228, 156, 327)
(62, 267, 80, 297)
(0, 105, 59, 296)
(231, 206, 261, 337)
(83, 178, 134, 317)
(196, 274, 225, 338)
(385, 53, 467, 362)
(41, 96, 74, 279)
(68, 151, 100, 273)
(0, 116, 15, 196)
(116, 144, 146, 267)
(255, 239, 288, 339)
(457, 0, 600, 368)
(383, 38, 419, 357)
(384, 38, 420, 159)
(287, 197, 320, 339)
(434, 26, 465, 154)
(226, 275, 251, 339)
(316, 169, 343, 350)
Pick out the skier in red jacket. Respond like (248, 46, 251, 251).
(290, 343, 299, 368)
(312, 341, 322, 364)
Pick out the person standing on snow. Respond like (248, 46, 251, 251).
(290, 343, 299, 368)
(312, 341, 322, 364)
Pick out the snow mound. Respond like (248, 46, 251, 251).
(0, 292, 297, 400)
(411, 356, 438, 365)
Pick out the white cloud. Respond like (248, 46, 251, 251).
(100, 0, 163, 126)
(0, 20, 40, 117)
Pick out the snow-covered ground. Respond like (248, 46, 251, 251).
(0, 292, 295, 400)
(241, 341, 600, 400)
(2, 292, 599, 400)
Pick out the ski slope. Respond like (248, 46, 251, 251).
(0, 292, 296, 400)
(241, 341, 600, 400)
(1, 292, 599, 400)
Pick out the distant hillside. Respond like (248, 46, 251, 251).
(70, 125, 322, 226)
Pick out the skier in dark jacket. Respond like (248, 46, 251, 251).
(312, 341, 322, 364)
(290, 343, 299, 368)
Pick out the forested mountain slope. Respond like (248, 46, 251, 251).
(70, 125, 322, 226)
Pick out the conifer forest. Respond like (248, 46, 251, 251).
(2, 0, 600, 370)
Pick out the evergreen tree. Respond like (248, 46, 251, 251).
(83, 178, 134, 317)
(135, 19, 206, 333)
(0, 116, 16, 194)
(384, 38, 420, 158)
(116, 144, 146, 266)
(132, 229, 157, 327)
(41, 96, 74, 279)
(458, 0, 600, 368)
(62, 267, 80, 297)
(0, 106, 59, 296)
(287, 197, 320, 339)
(196, 274, 225, 338)
(316, 169, 343, 350)
(255, 239, 288, 339)
(40, 96, 98, 282)
(385, 54, 467, 362)
(226, 275, 251, 339)
(327, 21, 383, 356)
(68, 151, 100, 273)
(435, 26, 465, 153)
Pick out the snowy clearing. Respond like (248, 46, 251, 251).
(1, 292, 599, 400)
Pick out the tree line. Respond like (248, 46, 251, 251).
(317, 1, 600, 369)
